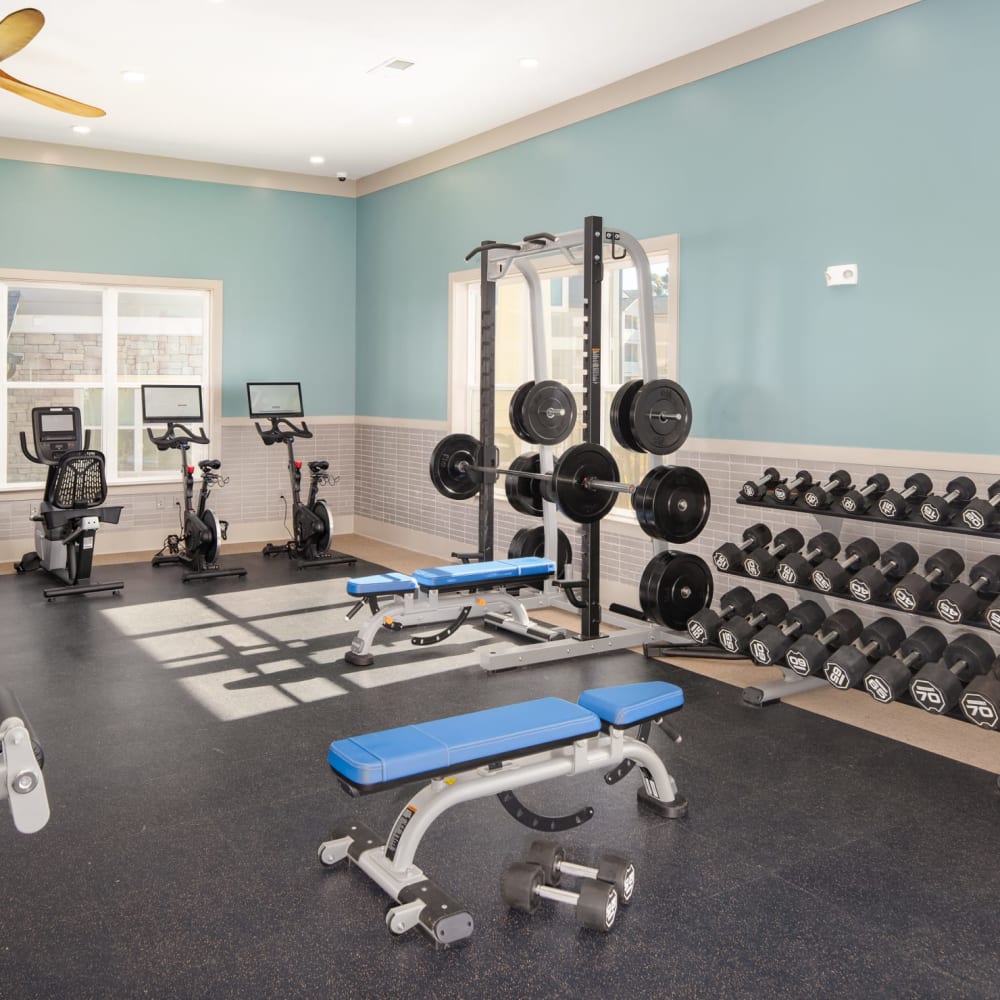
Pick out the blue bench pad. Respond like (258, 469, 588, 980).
(329, 697, 599, 786)
(413, 557, 555, 589)
(578, 681, 684, 727)
(346, 572, 418, 596)
(327, 681, 685, 788)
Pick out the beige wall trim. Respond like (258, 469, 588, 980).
(359, 0, 921, 195)
(683, 436, 1000, 476)
(0, 137, 356, 198)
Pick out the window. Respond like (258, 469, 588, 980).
(449, 234, 679, 512)
(2, 271, 221, 489)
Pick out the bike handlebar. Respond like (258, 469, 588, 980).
(253, 416, 312, 445)
(146, 422, 211, 449)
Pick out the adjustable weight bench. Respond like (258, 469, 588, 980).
(318, 680, 686, 945)
(343, 556, 566, 666)
(0, 687, 49, 835)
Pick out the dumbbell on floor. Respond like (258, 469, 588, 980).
(784, 609, 864, 677)
(960, 479, 1000, 532)
(716, 594, 789, 655)
(773, 470, 812, 505)
(839, 474, 891, 514)
(823, 617, 906, 690)
(909, 633, 995, 715)
(747, 601, 826, 666)
(501, 862, 619, 931)
(743, 528, 805, 580)
(802, 470, 852, 509)
(861, 625, 947, 704)
(877, 473, 933, 520)
(686, 586, 756, 645)
(919, 476, 976, 525)
(524, 840, 635, 907)
(891, 549, 965, 613)
(960, 657, 1000, 730)
(811, 537, 880, 594)
(740, 468, 783, 501)
(934, 556, 1000, 626)
(712, 524, 771, 573)
(776, 532, 841, 587)
(847, 542, 919, 604)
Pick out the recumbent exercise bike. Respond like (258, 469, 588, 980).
(142, 384, 246, 583)
(247, 381, 354, 570)
(14, 405, 124, 600)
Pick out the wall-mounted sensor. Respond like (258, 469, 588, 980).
(825, 264, 858, 286)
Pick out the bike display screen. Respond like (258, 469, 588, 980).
(141, 385, 205, 423)
(247, 382, 304, 418)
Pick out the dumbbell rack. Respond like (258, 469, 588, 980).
(731, 477, 1000, 716)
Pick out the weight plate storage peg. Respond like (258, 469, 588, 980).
(639, 551, 714, 630)
(629, 379, 693, 455)
(631, 466, 711, 544)
(518, 380, 577, 446)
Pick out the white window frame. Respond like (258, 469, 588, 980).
(447, 233, 680, 521)
(1, 267, 223, 494)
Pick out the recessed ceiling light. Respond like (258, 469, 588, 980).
(519, 58, 540, 70)
(121, 70, 146, 83)
(309, 155, 325, 165)
(396, 116, 413, 126)
(368, 58, 415, 75)
(71, 125, 91, 134)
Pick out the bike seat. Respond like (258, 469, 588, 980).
(308, 461, 329, 472)
(198, 459, 222, 471)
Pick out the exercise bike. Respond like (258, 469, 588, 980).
(142, 384, 247, 584)
(247, 381, 355, 570)
(14, 405, 124, 600)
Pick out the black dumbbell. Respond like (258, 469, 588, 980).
(918, 476, 976, 525)
(716, 594, 790, 655)
(501, 862, 620, 931)
(802, 470, 852, 509)
(712, 523, 772, 573)
(909, 633, 995, 715)
(960, 657, 1000, 730)
(686, 586, 756, 645)
(743, 528, 805, 580)
(823, 617, 906, 690)
(960, 479, 1000, 532)
(934, 555, 1000, 626)
(876, 472, 933, 520)
(891, 549, 965, 613)
(740, 468, 783, 501)
(847, 542, 919, 604)
(776, 532, 841, 587)
(839, 473, 891, 514)
(524, 840, 636, 908)
(862, 625, 947, 704)
(784, 609, 864, 677)
(747, 601, 826, 666)
(811, 537, 880, 594)
(772, 470, 812, 505)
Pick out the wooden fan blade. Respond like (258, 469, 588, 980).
(0, 8, 44, 62)
(0, 67, 105, 116)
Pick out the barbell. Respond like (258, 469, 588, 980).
(430, 434, 711, 543)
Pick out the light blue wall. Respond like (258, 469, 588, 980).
(356, 0, 1000, 455)
(0, 161, 357, 417)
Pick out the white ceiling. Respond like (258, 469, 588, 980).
(0, 0, 820, 180)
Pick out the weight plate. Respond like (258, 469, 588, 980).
(520, 380, 577, 446)
(429, 433, 481, 500)
(632, 465, 711, 543)
(610, 380, 644, 452)
(505, 453, 544, 516)
(509, 381, 536, 444)
(639, 551, 714, 630)
(629, 378, 692, 455)
(507, 525, 572, 577)
(553, 443, 620, 524)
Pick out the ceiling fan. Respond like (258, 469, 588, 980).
(0, 7, 104, 117)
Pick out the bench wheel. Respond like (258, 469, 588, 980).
(577, 878, 618, 932)
(501, 862, 544, 913)
(526, 840, 565, 885)
(597, 854, 636, 906)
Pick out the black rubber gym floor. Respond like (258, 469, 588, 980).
(1, 556, 997, 999)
